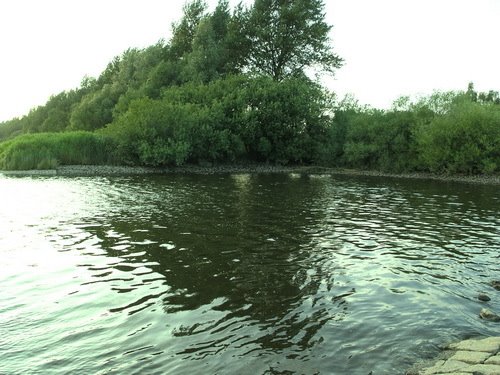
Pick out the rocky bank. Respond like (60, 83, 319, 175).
(407, 336, 500, 375)
(1, 164, 499, 185)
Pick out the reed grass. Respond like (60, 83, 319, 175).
(0, 131, 114, 170)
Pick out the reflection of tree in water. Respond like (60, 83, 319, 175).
(85, 174, 352, 353)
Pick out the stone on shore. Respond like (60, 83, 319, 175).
(420, 359, 467, 374)
(467, 363, 500, 374)
(480, 308, 500, 322)
(448, 350, 491, 364)
(486, 354, 500, 365)
(447, 336, 500, 352)
(479, 293, 492, 302)
(413, 337, 500, 375)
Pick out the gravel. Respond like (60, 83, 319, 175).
(1, 164, 499, 185)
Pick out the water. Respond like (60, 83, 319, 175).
(0, 173, 499, 375)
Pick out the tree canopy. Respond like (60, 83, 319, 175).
(244, 0, 343, 80)
(0, 1, 499, 176)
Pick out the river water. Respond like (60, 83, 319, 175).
(0, 173, 499, 374)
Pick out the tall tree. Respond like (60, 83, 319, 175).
(184, 0, 245, 82)
(244, 0, 343, 80)
(169, 0, 208, 59)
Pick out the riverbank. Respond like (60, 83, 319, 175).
(1, 164, 500, 185)
(407, 336, 500, 375)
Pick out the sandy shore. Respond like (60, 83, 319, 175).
(1, 164, 499, 185)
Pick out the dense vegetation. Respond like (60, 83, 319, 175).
(0, 132, 113, 170)
(0, 0, 499, 174)
(324, 86, 500, 174)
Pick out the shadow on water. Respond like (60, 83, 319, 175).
(55, 174, 359, 373)
(21, 173, 499, 374)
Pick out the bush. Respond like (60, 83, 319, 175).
(103, 75, 330, 166)
(103, 98, 201, 166)
(416, 100, 500, 174)
(327, 109, 418, 172)
(242, 76, 329, 164)
(322, 90, 500, 175)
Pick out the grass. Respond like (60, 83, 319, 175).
(0, 131, 115, 170)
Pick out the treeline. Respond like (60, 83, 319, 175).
(324, 85, 500, 174)
(0, 0, 499, 174)
(0, 0, 340, 169)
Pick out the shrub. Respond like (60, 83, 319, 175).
(416, 100, 500, 174)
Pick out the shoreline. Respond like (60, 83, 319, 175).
(1, 164, 499, 185)
(406, 336, 500, 375)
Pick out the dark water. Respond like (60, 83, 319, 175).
(0, 173, 499, 375)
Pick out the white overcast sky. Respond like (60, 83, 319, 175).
(0, 0, 499, 122)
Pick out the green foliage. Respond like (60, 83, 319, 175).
(1, 1, 498, 176)
(466, 82, 500, 105)
(0, 117, 24, 141)
(102, 98, 198, 166)
(244, 0, 343, 80)
(183, 6, 232, 82)
(242, 76, 329, 163)
(69, 84, 121, 131)
(102, 75, 329, 166)
(71, 45, 168, 129)
(1, 0, 341, 137)
(170, 0, 208, 59)
(341, 110, 418, 172)
(416, 100, 500, 174)
(142, 60, 184, 99)
(2, 86, 94, 137)
(183, 0, 249, 82)
(104, 77, 243, 166)
(0, 132, 114, 170)
(321, 89, 500, 175)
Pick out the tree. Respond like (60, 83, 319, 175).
(69, 84, 122, 131)
(184, 18, 223, 82)
(182, 0, 252, 83)
(169, 0, 208, 59)
(415, 99, 500, 174)
(244, 0, 343, 80)
(183, 1, 234, 82)
(466, 82, 500, 105)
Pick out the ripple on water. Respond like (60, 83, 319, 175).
(0, 174, 499, 374)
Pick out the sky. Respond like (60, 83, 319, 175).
(0, 0, 499, 122)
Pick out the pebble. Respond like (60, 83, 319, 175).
(1, 165, 500, 184)
(479, 293, 492, 302)
(491, 281, 500, 291)
(479, 308, 500, 322)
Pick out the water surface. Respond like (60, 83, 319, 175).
(0, 173, 499, 374)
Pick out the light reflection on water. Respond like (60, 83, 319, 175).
(0, 174, 499, 374)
